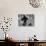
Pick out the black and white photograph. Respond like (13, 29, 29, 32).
(18, 14, 34, 26)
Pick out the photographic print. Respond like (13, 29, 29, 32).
(18, 14, 34, 26)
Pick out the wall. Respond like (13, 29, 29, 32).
(0, 0, 46, 40)
(44, 15, 46, 40)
